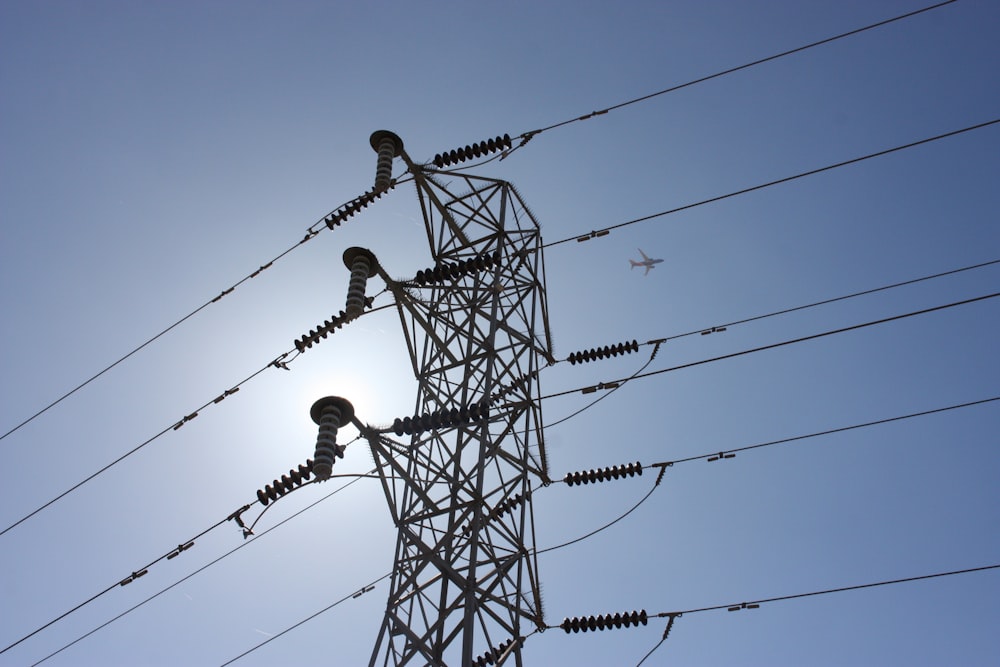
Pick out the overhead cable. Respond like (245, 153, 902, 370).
(0, 184, 400, 444)
(0, 301, 392, 539)
(518, 1, 958, 145)
(542, 292, 1000, 401)
(218, 573, 391, 667)
(548, 118, 1000, 248)
(635, 563, 1000, 665)
(23, 470, 372, 666)
(643, 258, 1000, 347)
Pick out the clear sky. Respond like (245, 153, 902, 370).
(1, 1, 998, 665)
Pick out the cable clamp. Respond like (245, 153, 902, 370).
(352, 585, 376, 599)
(661, 612, 681, 639)
(212, 387, 240, 404)
(727, 602, 760, 612)
(172, 411, 199, 431)
(575, 229, 610, 243)
(654, 465, 669, 485)
(700, 326, 728, 336)
(707, 451, 735, 462)
(166, 541, 195, 560)
(119, 569, 148, 587)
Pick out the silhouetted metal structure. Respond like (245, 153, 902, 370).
(364, 132, 553, 666)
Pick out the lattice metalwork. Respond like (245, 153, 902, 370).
(367, 159, 553, 666)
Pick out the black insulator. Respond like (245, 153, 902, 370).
(257, 489, 269, 506)
(568, 339, 640, 365)
(564, 461, 642, 486)
(402, 416, 413, 435)
(265, 485, 278, 502)
(433, 134, 511, 168)
(459, 407, 470, 423)
(419, 413, 433, 432)
(289, 469, 302, 485)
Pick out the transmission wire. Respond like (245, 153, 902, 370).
(544, 118, 1000, 249)
(0, 301, 395, 539)
(636, 564, 1000, 665)
(519, 1, 958, 143)
(26, 471, 372, 666)
(219, 572, 392, 666)
(0, 186, 403, 444)
(542, 292, 1000, 401)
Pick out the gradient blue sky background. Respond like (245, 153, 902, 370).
(1, 1, 998, 665)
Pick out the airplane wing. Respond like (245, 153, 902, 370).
(638, 248, 651, 262)
(644, 264, 651, 276)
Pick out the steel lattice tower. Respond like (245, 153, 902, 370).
(365, 137, 553, 666)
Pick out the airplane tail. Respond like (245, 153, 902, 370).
(629, 260, 640, 269)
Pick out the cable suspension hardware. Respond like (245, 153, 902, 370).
(564, 462, 643, 486)
(323, 185, 394, 230)
(391, 399, 491, 436)
(567, 340, 639, 365)
(472, 638, 518, 666)
(255, 460, 316, 506)
(432, 134, 512, 168)
(492, 369, 541, 402)
(413, 251, 501, 286)
(370, 130, 403, 193)
(463, 491, 531, 535)
(293, 298, 374, 354)
(310, 397, 354, 481)
(560, 610, 648, 633)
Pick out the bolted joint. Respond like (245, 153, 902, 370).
(310, 396, 355, 481)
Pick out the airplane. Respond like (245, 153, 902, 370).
(629, 248, 663, 276)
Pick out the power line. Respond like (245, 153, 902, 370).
(635, 563, 1000, 665)
(26, 283, 965, 638)
(546, 258, 999, 422)
(542, 292, 1000, 401)
(631, 258, 1000, 350)
(543, 396, 995, 555)
(518, 1, 958, 144)
(547, 118, 1000, 248)
(23, 471, 370, 666)
(218, 573, 390, 667)
(0, 185, 399, 444)
(26, 391, 993, 664)
(652, 396, 999, 467)
(0, 301, 393, 539)
(219, 391, 999, 662)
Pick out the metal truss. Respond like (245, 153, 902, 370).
(367, 165, 553, 666)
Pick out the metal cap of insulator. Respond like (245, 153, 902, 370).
(342, 246, 380, 275)
(370, 130, 403, 193)
(310, 396, 355, 480)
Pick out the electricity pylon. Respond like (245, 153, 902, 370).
(364, 131, 553, 666)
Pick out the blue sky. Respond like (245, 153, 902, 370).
(1, 1, 998, 665)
